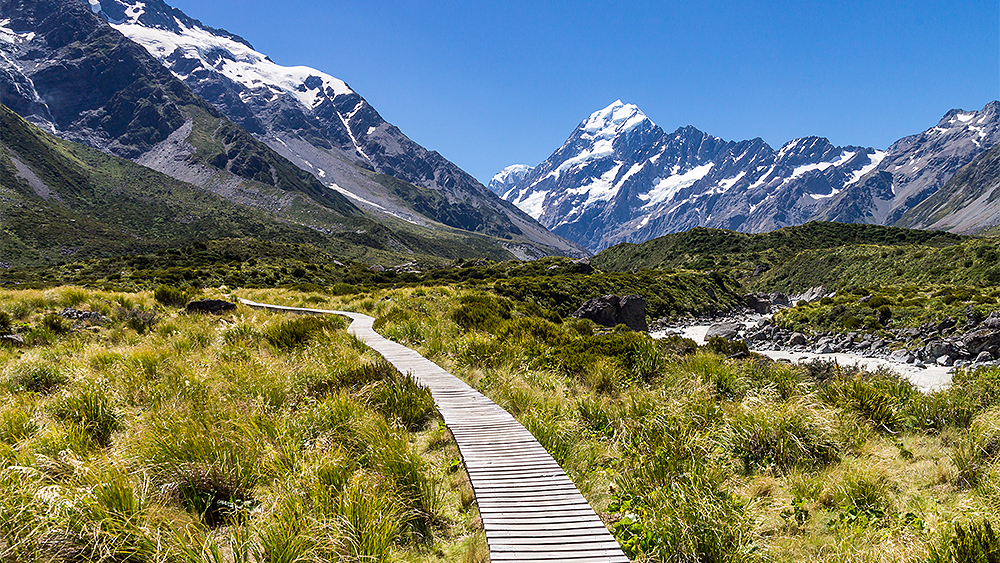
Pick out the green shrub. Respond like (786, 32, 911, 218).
(609, 470, 762, 562)
(954, 406, 1000, 488)
(0, 311, 10, 333)
(728, 396, 839, 474)
(264, 315, 343, 350)
(364, 372, 437, 431)
(41, 313, 70, 334)
(450, 294, 512, 332)
(835, 464, 897, 525)
(50, 385, 121, 447)
(153, 285, 195, 307)
(116, 307, 159, 334)
(495, 316, 568, 346)
(0, 405, 37, 444)
(372, 307, 414, 332)
(2, 360, 67, 394)
(928, 519, 1000, 563)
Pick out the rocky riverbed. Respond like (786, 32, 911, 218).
(650, 307, 1000, 392)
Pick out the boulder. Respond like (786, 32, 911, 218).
(752, 264, 770, 277)
(745, 294, 772, 314)
(0, 334, 24, 346)
(814, 342, 835, 354)
(937, 355, 954, 367)
(984, 316, 1000, 330)
(570, 258, 594, 274)
(59, 308, 109, 324)
(796, 286, 828, 303)
(572, 295, 648, 332)
(706, 323, 742, 341)
(889, 349, 915, 364)
(961, 330, 1000, 356)
(975, 351, 996, 363)
(938, 318, 957, 332)
(186, 299, 237, 315)
(788, 332, 807, 346)
(924, 341, 954, 360)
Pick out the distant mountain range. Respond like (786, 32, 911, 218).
(0, 0, 585, 264)
(493, 100, 1000, 252)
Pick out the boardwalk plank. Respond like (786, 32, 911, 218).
(238, 299, 628, 562)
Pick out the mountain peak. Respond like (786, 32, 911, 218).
(579, 100, 651, 141)
(489, 164, 533, 195)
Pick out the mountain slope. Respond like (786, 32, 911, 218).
(590, 221, 964, 274)
(92, 0, 585, 258)
(495, 100, 999, 252)
(0, 0, 360, 220)
(0, 100, 334, 266)
(0, 101, 548, 267)
(895, 143, 1000, 233)
(817, 102, 1000, 228)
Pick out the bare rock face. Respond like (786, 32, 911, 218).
(186, 299, 237, 314)
(706, 323, 742, 341)
(573, 294, 648, 332)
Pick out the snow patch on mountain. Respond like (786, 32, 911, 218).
(0, 19, 35, 43)
(581, 100, 650, 140)
(845, 150, 886, 186)
(639, 162, 714, 208)
(111, 18, 352, 111)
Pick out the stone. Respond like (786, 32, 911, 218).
(752, 264, 770, 277)
(59, 308, 109, 324)
(889, 349, 915, 364)
(814, 343, 834, 354)
(938, 318, 957, 332)
(706, 323, 742, 341)
(858, 295, 873, 304)
(0, 334, 24, 346)
(746, 294, 772, 314)
(975, 351, 995, 363)
(984, 316, 1000, 330)
(572, 295, 648, 332)
(570, 258, 594, 274)
(186, 299, 237, 314)
(937, 355, 954, 367)
(962, 330, 1000, 356)
(788, 332, 807, 346)
(369, 264, 385, 272)
(794, 286, 827, 303)
(924, 341, 954, 360)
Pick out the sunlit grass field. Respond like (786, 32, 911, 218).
(0, 286, 487, 563)
(3, 283, 1000, 562)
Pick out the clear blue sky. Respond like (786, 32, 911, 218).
(169, 0, 999, 185)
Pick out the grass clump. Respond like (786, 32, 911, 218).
(929, 519, 1000, 563)
(153, 284, 197, 307)
(264, 314, 344, 350)
(49, 384, 121, 447)
(728, 395, 840, 475)
(2, 360, 67, 394)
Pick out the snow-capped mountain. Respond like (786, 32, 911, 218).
(818, 102, 1000, 228)
(494, 100, 999, 252)
(92, 0, 584, 257)
(488, 164, 533, 196)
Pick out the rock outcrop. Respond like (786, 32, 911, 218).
(573, 295, 648, 332)
(186, 299, 237, 314)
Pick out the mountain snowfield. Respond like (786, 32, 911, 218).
(89, 0, 584, 258)
(494, 100, 1000, 252)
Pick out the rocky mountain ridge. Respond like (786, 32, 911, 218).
(494, 100, 1000, 252)
(92, 0, 584, 258)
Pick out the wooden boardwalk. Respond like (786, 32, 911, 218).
(239, 299, 629, 563)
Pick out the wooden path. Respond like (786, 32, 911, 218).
(239, 299, 629, 563)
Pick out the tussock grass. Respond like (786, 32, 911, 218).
(358, 283, 1000, 563)
(0, 286, 478, 562)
